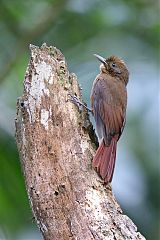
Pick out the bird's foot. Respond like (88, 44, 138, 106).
(104, 182, 112, 191)
(68, 94, 92, 113)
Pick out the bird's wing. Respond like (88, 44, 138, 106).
(91, 78, 126, 145)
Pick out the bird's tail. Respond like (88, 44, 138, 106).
(93, 137, 118, 183)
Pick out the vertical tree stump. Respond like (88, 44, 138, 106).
(15, 44, 146, 240)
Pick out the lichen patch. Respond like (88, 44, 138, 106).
(25, 61, 52, 123)
(41, 109, 49, 130)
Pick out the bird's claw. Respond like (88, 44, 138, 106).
(67, 94, 83, 111)
(67, 94, 92, 113)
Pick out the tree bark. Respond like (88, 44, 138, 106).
(15, 43, 146, 240)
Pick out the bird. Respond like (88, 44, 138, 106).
(91, 54, 129, 184)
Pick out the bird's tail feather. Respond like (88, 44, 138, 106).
(93, 137, 117, 183)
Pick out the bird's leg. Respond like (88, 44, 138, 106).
(68, 94, 92, 113)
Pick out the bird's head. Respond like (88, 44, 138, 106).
(94, 54, 129, 85)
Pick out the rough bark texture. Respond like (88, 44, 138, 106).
(15, 44, 146, 240)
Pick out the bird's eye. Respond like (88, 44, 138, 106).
(112, 63, 116, 68)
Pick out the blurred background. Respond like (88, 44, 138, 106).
(0, 0, 159, 239)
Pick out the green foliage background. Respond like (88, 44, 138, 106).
(0, 0, 159, 239)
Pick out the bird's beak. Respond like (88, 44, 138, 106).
(94, 54, 106, 64)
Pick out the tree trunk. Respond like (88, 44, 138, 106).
(15, 43, 146, 240)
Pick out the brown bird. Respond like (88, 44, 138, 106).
(91, 54, 129, 184)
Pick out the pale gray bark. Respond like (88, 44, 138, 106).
(15, 43, 146, 240)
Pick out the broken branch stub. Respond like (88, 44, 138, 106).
(15, 44, 146, 240)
